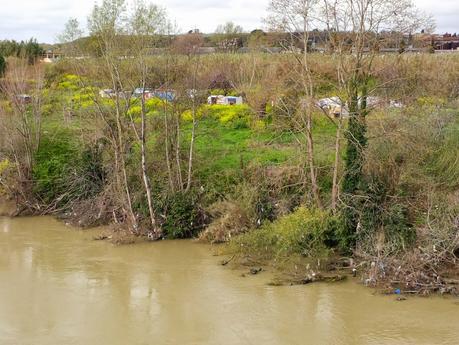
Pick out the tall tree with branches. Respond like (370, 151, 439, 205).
(0, 59, 44, 208)
(87, 0, 140, 230)
(128, 0, 169, 236)
(266, 0, 323, 209)
(321, 0, 434, 247)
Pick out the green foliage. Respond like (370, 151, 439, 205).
(231, 207, 341, 259)
(342, 110, 368, 193)
(5, 51, 457, 268)
(209, 88, 226, 96)
(127, 97, 166, 118)
(190, 118, 294, 182)
(51, 74, 103, 111)
(337, 108, 459, 254)
(342, 178, 416, 254)
(0, 55, 6, 77)
(181, 109, 201, 122)
(32, 134, 105, 207)
(57, 74, 81, 91)
(33, 136, 78, 203)
(72, 86, 98, 109)
(382, 203, 415, 250)
(0, 159, 11, 175)
(0, 159, 12, 194)
(417, 96, 447, 108)
(340, 115, 368, 249)
(0, 38, 43, 64)
(340, 79, 370, 248)
(160, 191, 203, 239)
(185, 104, 253, 128)
(426, 122, 459, 189)
(208, 88, 241, 97)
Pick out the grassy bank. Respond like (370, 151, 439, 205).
(1, 53, 458, 295)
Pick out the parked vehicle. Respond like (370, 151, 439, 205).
(207, 95, 243, 106)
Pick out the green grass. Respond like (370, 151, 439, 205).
(39, 75, 341, 202)
(188, 118, 299, 178)
(425, 117, 459, 189)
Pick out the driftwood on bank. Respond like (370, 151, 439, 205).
(268, 272, 347, 286)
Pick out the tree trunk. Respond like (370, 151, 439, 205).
(305, 103, 323, 209)
(185, 95, 196, 192)
(140, 79, 158, 232)
(175, 113, 183, 190)
(331, 116, 343, 212)
(164, 105, 174, 191)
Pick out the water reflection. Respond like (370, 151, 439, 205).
(1, 217, 10, 233)
(0, 216, 458, 345)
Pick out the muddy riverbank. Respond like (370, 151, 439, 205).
(0, 197, 16, 217)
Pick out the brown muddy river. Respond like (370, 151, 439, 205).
(0, 216, 458, 345)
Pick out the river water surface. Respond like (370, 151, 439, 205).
(1, 216, 458, 345)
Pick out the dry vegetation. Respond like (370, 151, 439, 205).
(0, 0, 457, 295)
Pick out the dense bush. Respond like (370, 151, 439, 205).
(2, 52, 457, 282)
(33, 135, 79, 203)
(345, 179, 416, 254)
(183, 104, 253, 128)
(0, 55, 5, 77)
(199, 200, 251, 243)
(127, 98, 167, 119)
(32, 134, 105, 208)
(342, 108, 459, 255)
(57, 74, 81, 91)
(0, 38, 43, 64)
(426, 120, 459, 189)
(159, 191, 203, 239)
(0, 159, 12, 195)
(231, 207, 341, 260)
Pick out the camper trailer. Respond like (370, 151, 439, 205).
(207, 95, 243, 106)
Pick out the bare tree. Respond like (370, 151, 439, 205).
(184, 56, 200, 192)
(266, 0, 323, 208)
(0, 58, 44, 208)
(321, 0, 434, 242)
(215, 22, 244, 36)
(57, 18, 84, 57)
(88, 0, 139, 230)
(128, 0, 168, 236)
(171, 32, 204, 56)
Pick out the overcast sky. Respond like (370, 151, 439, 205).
(0, 0, 457, 43)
